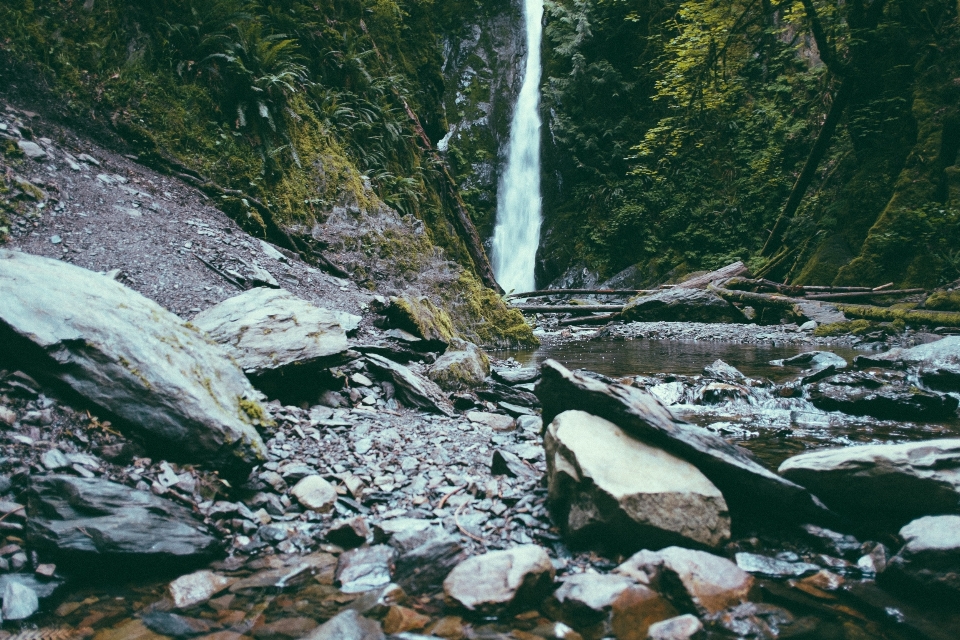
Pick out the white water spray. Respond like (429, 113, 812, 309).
(491, 0, 543, 294)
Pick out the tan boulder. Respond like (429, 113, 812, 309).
(545, 410, 730, 551)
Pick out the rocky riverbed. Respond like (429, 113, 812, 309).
(3, 104, 960, 640)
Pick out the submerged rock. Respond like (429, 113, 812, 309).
(778, 439, 960, 526)
(192, 288, 355, 402)
(427, 342, 490, 391)
(647, 614, 704, 640)
(25, 475, 219, 571)
(545, 410, 730, 551)
(884, 515, 960, 600)
(365, 354, 455, 416)
(615, 547, 755, 616)
(701, 359, 745, 383)
(621, 288, 746, 324)
(734, 552, 820, 578)
(536, 360, 830, 525)
(0, 250, 267, 478)
(771, 350, 848, 371)
(443, 545, 555, 614)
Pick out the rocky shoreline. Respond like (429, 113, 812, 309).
(2, 246, 960, 639)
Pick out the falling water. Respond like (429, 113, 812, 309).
(491, 0, 544, 294)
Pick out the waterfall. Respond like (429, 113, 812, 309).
(491, 0, 543, 294)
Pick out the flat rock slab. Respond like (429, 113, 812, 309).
(615, 546, 754, 616)
(884, 515, 960, 599)
(545, 410, 730, 551)
(622, 288, 746, 323)
(778, 439, 960, 526)
(0, 250, 267, 478)
(444, 545, 555, 614)
(25, 475, 219, 571)
(365, 354, 455, 416)
(793, 301, 847, 325)
(536, 360, 831, 525)
(492, 367, 540, 385)
(193, 288, 355, 400)
(300, 609, 385, 640)
(807, 372, 958, 421)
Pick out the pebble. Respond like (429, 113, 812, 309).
(647, 614, 703, 640)
(168, 570, 235, 609)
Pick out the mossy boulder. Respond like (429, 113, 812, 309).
(446, 272, 538, 349)
(427, 341, 491, 391)
(925, 290, 960, 312)
(383, 295, 458, 347)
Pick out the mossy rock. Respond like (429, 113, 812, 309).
(925, 290, 960, 312)
(427, 341, 491, 391)
(445, 272, 538, 348)
(384, 295, 458, 344)
(814, 319, 876, 337)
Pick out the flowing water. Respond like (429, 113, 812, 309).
(490, 0, 544, 294)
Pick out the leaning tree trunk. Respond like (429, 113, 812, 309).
(761, 77, 854, 257)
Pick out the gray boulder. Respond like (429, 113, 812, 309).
(427, 342, 490, 391)
(884, 515, 960, 600)
(365, 354, 455, 416)
(855, 336, 960, 392)
(535, 360, 831, 525)
(545, 410, 730, 551)
(778, 439, 960, 526)
(25, 475, 220, 571)
(622, 289, 745, 323)
(771, 350, 848, 371)
(0, 250, 267, 478)
(807, 372, 958, 422)
(193, 288, 357, 403)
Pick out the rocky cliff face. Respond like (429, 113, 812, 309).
(440, 0, 525, 245)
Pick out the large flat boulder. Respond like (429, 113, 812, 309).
(536, 360, 831, 525)
(883, 515, 960, 600)
(778, 439, 960, 527)
(0, 250, 266, 478)
(192, 288, 357, 402)
(25, 475, 220, 572)
(855, 336, 960, 392)
(621, 288, 746, 323)
(545, 410, 730, 551)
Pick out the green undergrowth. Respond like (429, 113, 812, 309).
(925, 290, 960, 311)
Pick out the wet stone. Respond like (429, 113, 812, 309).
(646, 614, 704, 640)
(299, 609, 385, 640)
(1, 579, 39, 620)
(140, 611, 211, 638)
(884, 515, 960, 599)
(169, 570, 235, 609)
(734, 552, 820, 578)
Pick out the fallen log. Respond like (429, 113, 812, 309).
(675, 261, 750, 289)
(506, 289, 652, 298)
(710, 285, 960, 328)
(804, 289, 925, 301)
(557, 313, 621, 326)
(511, 305, 624, 314)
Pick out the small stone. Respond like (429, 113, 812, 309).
(444, 545, 555, 613)
(2, 580, 39, 620)
(466, 411, 515, 431)
(355, 438, 373, 455)
(491, 450, 536, 478)
(299, 608, 385, 640)
(799, 320, 817, 331)
(0, 406, 16, 426)
(41, 448, 71, 470)
(351, 373, 373, 387)
(169, 570, 235, 609)
(646, 614, 703, 639)
(17, 140, 46, 160)
(336, 545, 395, 594)
(382, 605, 430, 634)
(140, 611, 211, 637)
(35, 563, 56, 578)
(291, 476, 337, 512)
(611, 583, 679, 640)
(253, 616, 318, 639)
(326, 517, 369, 549)
(78, 153, 100, 166)
(50, 235, 62, 244)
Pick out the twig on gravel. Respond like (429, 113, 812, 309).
(0, 505, 25, 524)
(193, 253, 245, 290)
(437, 485, 465, 510)
(454, 501, 485, 543)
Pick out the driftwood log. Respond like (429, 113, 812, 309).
(512, 305, 625, 314)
